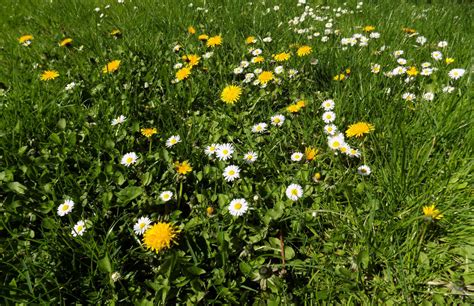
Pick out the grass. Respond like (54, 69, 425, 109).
(0, 0, 473, 304)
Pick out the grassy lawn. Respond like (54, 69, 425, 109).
(0, 0, 472, 304)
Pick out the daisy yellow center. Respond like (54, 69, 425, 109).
(143, 222, 177, 253)
(163, 194, 170, 200)
(77, 225, 84, 232)
(274, 118, 280, 123)
(62, 205, 69, 211)
(228, 170, 235, 175)
(234, 203, 242, 210)
(126, 157, 133, 164)
(139, 223, 146, 229)
(171, 139, 177, 144)
(291, 189, 298, 196)
(333, 141, 340, 148)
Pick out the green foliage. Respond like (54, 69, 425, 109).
(0, 0, 472, 304)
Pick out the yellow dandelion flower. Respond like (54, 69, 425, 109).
(183, 54, 200, 67)
(103, 60, 121, 73)
(141, 128, 157, 138)
(422, 204, 443, 221)
(305, 147, 318, 161)
(333, 74, 346, 81)
(252, 56, 264, 64)
(445, 58, 455, 65)
(174, 161, 193, 175)
(287, 104, 301, 113)
(273, 52, 291, 62)
(402, 27, 417, 34)
(176, 67, 191, 81)
(296, 100, 306, 108)
(187, 26, 196, 34)
(245, 36, 256, 44)
(258, 71, 274, 84)
(143, 222, 178, 253)
(18, 35, 33, 44)
(110, 29, 122, 37)
(206, 35, 222, 47)
(406, 66, 419, 76)
(345, 122, 375, 138)
(206, 206, 215, 216)
(198, 34, 209, 41)
(59, 38, 72, 47)
(41, 70, 59, 81)
(297, 45, 312, 57)
(220, 85, 242, 104)
(363, 25, 375, 32)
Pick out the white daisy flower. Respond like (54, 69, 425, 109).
(288, 69, 298, 78)
(228, 198, 249, 216)
(371, 64, 381, 74)
(402, 93, 416, 101)
(392, 66, 406, 75)
(324, 124, 337, 136)
(71, 220, 87, 237)
(322, 111, 336, 123)
(369, 32, 380, 39)
(448, 68, 465, 80)
(65, 82, 77, 91)
(252, 123, 268, 133)
(437, 41, 448, 48)
(262, 37, 272, 43)
(271, 114, 285, 127)
(223, 165, 240, 182)
(166, 135, 181, 148)
(286, 184, 303, 201)
(442, 86, 455, 93)
(252, 48, 262, 56)
(111, 115, 126, 126)
(339, 143, 351, 155)
(291, 152, 303, 161)
(205, 144, 218, 156)
(328, 134, 345, 150)
(243, 152, 257, 163)
(420, 68, 433, 76)
(233, 67, 244, 75)
(203, 51, 214, 59)
(397, 58, 407, 65)
(416, 36, 427, 45)
(121, 152, 138, 167)
(393, 50, 404, 57)
(216, 143, 234, 161)
(321, 99, 335, 111)
(57, 199, 74, 217)
(133, 216, 151, 235)
(244, 73, 255, 83)
(421, 62, 431, 68)
(240, 60, 250, 68)
(274, 66, 284, 74)
(423, 92, 435, 101)
(431, 51, 443, 61)
(348, 148, 361, 158)
(173, 63, 183, 69)
(160, 191, 173, 202)
(357, 165, 371, 176)
(253, 68, 263, 75)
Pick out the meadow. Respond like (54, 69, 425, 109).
(0, 0, 472, 304)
